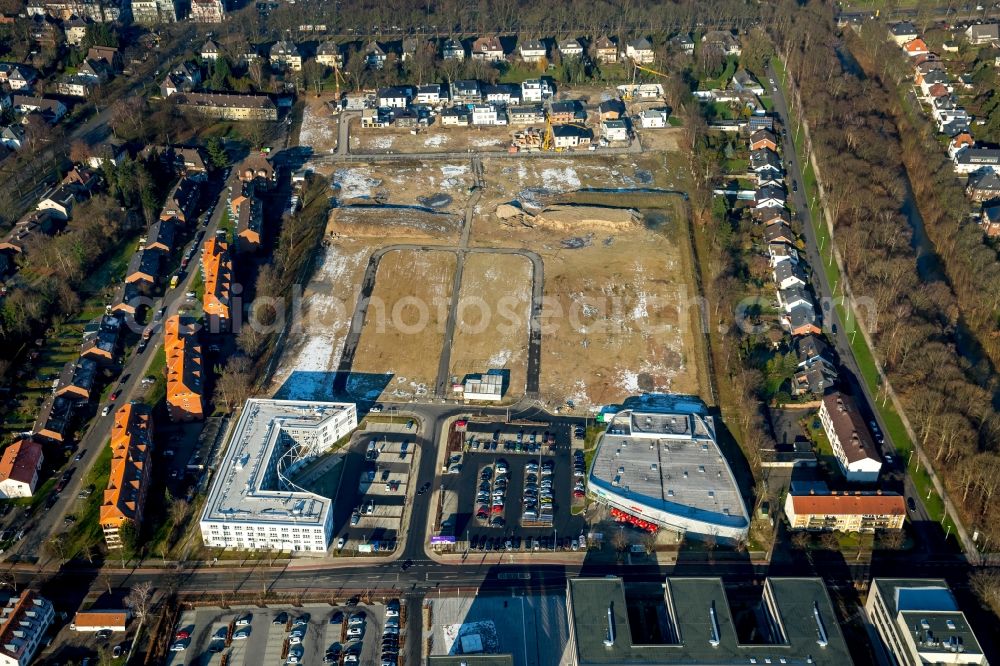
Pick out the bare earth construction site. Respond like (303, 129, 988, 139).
(274, 142, 708, 411)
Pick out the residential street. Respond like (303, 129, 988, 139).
(764, 62, 944, 552)
(9, 174, 230, 564)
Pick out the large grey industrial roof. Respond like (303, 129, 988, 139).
(569, 577, 853, 665)
(590, 409, 746, 530)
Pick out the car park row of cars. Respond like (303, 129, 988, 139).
(521, 458, 555, 525)
(475, 461, 507, 529)
(573, 449, 586, 499)
(468, 533, 587, 552)
(380, 599, 401, 666)
(171, 613, 253, 655)
(284, 612, 311, 664)
(468, 429, 557, 455)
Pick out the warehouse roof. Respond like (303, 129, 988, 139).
(569, 576, 851, 665)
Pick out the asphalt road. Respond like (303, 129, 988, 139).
(764, 64, 941, 547)
(12, 174, 231, 563)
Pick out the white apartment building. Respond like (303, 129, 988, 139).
(199, 399, 358, 554)
(866, 579, 987, 666)
(471, 104, 501, 125)
(819, 392, 883, 482)
(0, 591, 53, 666)
(521, 79, 542, 102)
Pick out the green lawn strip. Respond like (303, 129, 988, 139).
(190, 269, 205, 301)
(722, 157, 749, 174)
(776, 58, 962, 545)
(142, 346, 167, 408)
(62, 442, 113, 559)
(499, 65, 551, 85)
(697, 57, 738, 91)
(218, 207, 233, 245)
(709, 101, 738, 120)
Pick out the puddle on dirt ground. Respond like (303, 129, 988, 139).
(517, 187, 559, 210)
(603, 236, 615, 247)
(561, 234, 594, 249)
(419, 193, 453, 208)
(643, 210, 675, 232)
(634, 169, 654, 185)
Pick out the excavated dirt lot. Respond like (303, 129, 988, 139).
(474, 154, 706, 407)
(352, 249, 458, 400)
(349, 118, 512, 153)
(298, 95, 340, 155)
(447, 253, 533, 400)
(275, 148, 707, 410)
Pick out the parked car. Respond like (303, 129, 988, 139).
(273, 612, 288, 625)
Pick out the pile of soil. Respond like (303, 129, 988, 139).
(326, 206, 461, 238)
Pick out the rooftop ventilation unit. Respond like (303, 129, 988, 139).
(603, 604, 616, 648)
(813, 602, 829, 648)
(709, 602, 721, 647)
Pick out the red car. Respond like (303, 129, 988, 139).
(175, 630, 190, 640)
(109, 390, 121, 401)
(491, 505, 503, 514)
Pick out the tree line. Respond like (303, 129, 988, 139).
(0, 157, 166, 377)
(851, 23, 1000, 383)
(234, 0, 762, 40)
(769, 0, 1000, 549)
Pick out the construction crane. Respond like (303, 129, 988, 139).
(542, 119, 591, 152)
(331, 60, 350, 98)
(622, 61, 671, 100)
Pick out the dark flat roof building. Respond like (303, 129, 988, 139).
(567, 576, 852, 665)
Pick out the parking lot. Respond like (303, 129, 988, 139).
(166, 603, 389, 666)
(460, 422, 572, 457)
(329, 430, 418, 554)
(440, 448, 587, 551)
